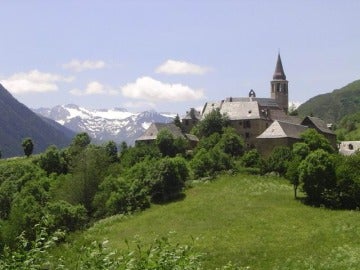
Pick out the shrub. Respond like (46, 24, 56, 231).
(299, 149, 337, 206)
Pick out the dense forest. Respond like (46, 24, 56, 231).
(1, 109, 360, 268)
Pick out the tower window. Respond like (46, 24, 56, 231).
(244, 120, 251, 128)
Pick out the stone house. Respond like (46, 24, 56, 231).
(135, 122, 199, 148)
(339, 141, 360, 155)
(256, 120, 308, 157)
(181, 108, 201, 133)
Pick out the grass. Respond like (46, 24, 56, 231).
(53, 174, 360, 269)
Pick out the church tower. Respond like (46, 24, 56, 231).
(271, 53, 288, 113)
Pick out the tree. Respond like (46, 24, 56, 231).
(156, 129, 176, 157)
(104, 141, 119, 163)
(37, 145, 68, 175)
(264, 146, 292, 176)
(22, 138, 34, 157)
(173, 114, 184, 132)
(195, 108, 229, 138)
(67, 132, 91, 159)
(299, 149, 337, 206)
(335, 152, 360, 209)
(300, 129, 334, 153)
(241, 149, 262, 168)
(285, 142, 311, 199)
(217, 127, 244, 157)
(150, 157, 189, 203)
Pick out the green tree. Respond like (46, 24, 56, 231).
(156, 129, 176, 157)
(67, 132, 91, 159)
(36, 145, 68, 175)
(21, 138, 34, 157)
(93, 176, 150, 218)
(335, 152, 360, 209)
(173, 114, 184, 132)
(62, 145, 111, 212)
(104, 140, 119, 163)
(299, 149, 337, 206)
(264, 146, 292, 176)
(241, 149, 262, 168)
(195, 108, 229, 138)
(217, 127, 244, 157)
(300, 129, 334, 153)
(285, 142, 311, 199)
(150, 156, 189, 203)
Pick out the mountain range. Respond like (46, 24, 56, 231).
(0, 84, 74, 158)
(32, 105, 176, 145)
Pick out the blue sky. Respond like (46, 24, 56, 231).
(0, 0, 359, 114)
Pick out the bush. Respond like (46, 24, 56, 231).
(150, 156, 189, 203)
(93, 176, 150, 218)
(263, 146, 292, 176)
(46, 200, 87, 232)
(299, 149, 337, 206)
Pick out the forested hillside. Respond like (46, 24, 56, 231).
(297, 80, 360, 124)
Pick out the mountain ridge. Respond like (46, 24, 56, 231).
(297, 79, 360, 124)
(0, 84, 74, 158)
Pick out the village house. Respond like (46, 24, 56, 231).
(135, 122, 199, 148)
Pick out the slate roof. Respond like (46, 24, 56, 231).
(269, 109, 302, 124)
(257, 120, 308, 139)
(301, 116, 335, 135)
(273, 53, 286, 80)
(182, 108, 201, 120)
(136, 123, 198, 142)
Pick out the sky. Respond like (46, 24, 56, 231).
(0, 0, 359, 115)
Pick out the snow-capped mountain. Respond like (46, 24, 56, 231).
(33, 104, 176, 145)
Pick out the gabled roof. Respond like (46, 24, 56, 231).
(257, 120, 308, 139)
(136, 122, 198, 142)
(301, 116, 335, 135)
(273, 53, 286, 80)
(182, 108, 201, 120)
(268, 109, 302, 124)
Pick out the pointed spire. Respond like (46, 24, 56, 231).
(273, 53, 286, 80)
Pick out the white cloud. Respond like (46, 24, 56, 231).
(121, 76, 204, 102)
(70, 81, 119, 96)
(123, 101, 156, 109)
(62, 59, 106, 72)
(156, 60, 210, 75)
(1, 70, 74, 94)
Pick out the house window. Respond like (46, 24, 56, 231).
(185, 120, 189, 126)
(239, 121, 242, 126)
(244, 120, 251, 128)
(245, 132, 250, 139)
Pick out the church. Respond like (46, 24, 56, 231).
(182, 54, 336, 156)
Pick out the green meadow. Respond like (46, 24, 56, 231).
(54, 174, 360, 269)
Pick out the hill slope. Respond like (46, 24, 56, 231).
(297, 80, 360, 123)
(0, 84, 74, 158)
(53, 174, 360, 269)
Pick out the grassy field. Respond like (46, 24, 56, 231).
(54, 174, 360, 269)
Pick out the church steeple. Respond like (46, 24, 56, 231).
(271, 53, 288, 113)
(273, 53, 286, 80)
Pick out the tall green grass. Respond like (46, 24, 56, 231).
(53, 174, 360, 269)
